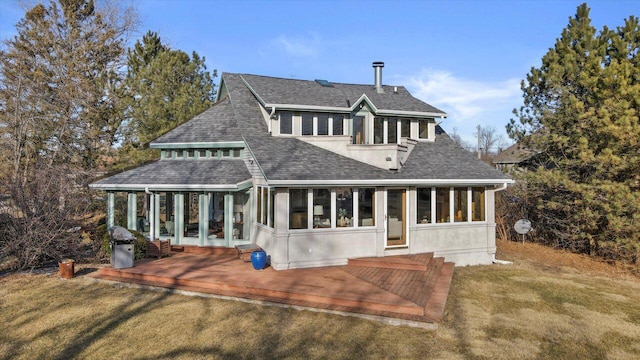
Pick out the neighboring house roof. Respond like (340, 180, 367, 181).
(238, 74, 446, 116)
(493, 142, 536, 165)
(91, 159, 251, 191)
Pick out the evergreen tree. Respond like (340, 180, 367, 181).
(0, 0, 136, 269)
(116, 31, 216, 167)
(507, 4, 640, 263)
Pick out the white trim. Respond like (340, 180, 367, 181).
(90, 179, 254, 192)
(149, 141, 245, 149)
(268, 179, 514, 187)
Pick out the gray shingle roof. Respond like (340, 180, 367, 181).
(91, 159, 251, 190)
(238, 74, 446, 115)
(152, 96, 244, 145)
(395, 127, 512, 181)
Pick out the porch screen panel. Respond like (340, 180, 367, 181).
(269, 189, 275, 228)
(358, 188, 375, 226)
(289, 189, 308, 229)
(184, 193, 200, 237)
(435, 187, 450, 223)
(472, 187, 485, 221)
(454, 187, 468, 222)
(159, 192, 175, 237)
(256, 188, 263, 225)
(417, 188, 432, 224)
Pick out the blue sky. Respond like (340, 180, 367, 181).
(1, 0, 637, 148)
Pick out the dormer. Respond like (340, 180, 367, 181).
(240, 62, 446, 170)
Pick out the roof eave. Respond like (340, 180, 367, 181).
(267, 178, 514, 187)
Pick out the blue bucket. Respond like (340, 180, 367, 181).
(251, 250, 267, 270)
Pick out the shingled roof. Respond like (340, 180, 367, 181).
(238, 74, 446, 115)
(91, 159, 251, 191)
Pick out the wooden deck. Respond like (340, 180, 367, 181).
(89, 247, 455, 327)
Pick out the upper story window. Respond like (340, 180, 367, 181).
(401, 119, 410, 138)
(419, 119, 430, 140)
(302, 113, 313, 135)
(333, 115, 344, 135)
(373, 117, 400, 145)
(280, 112, 293, 135)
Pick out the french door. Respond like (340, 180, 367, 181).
(386, 189, 406, 247)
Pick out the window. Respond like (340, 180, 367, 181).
(187, 150, 195, 158)
(332, 115, 344, 135)
(222, 149, 230, 157)
(374, 117, 384, 144)
(419, 119, 430, 139)
(175, 150, 184, 158)
(302, 113, 313, 135)
(417, 188, 432, 224)
(313, 189, 331, 228)
(199, 149, 207, 158)
(336, 188, 353, 227)
(353, 116, 366, 144)
(289, 189, 308, 229)
(317, 114, 329, 135)
(387, 118, 398, 144)
(472, 187, 485, 221)
(401, 119, 411, 138)
(435, 187, 450, 223)
(358, 188, 375, 226)
(454, 187, 468, 222)
(233, 191, 250, 239)
(280, 112, 293, 135)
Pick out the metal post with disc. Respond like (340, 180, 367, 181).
(514, 219, 532, 244)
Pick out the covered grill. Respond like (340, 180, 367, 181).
(109, 226, 135, 269)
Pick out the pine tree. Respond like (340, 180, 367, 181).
(116, 31, 216, 168)
(507, 3, 640, 264)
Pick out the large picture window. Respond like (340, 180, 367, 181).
(289, 189, 308, 229)
(416, 188, 431, 224)
(436, 187, 450, 223)
(358, 188, 375, 226)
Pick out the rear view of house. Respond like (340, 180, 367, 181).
(91, 62, 512, 269)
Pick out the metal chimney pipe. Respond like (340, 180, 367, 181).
(373, 61, 384, 93)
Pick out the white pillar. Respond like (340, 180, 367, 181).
(127, 193, 137, 230)
(107, 192, 115, 229)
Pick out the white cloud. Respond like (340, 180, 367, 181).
(273, 34, 319, 58)
(401, 69, 522, 145)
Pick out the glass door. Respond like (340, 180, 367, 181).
(386, 189, 406, 247)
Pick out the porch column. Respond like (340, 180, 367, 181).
(107, 192, 115, 229)
(224, 193, 233, 247)
(153, 193, 161, 240)
(127, 192, 137, 231)
(174, 193, 184, 245)
(199, 193, 208, 246)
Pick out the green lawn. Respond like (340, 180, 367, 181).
(2, 241, 640, 359)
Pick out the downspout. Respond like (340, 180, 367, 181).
(268, 106, 276, 134)
(145, 187, 155, 241)
(492, 182, 513, 265)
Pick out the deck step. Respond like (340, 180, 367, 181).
(348, 253, 433, 271)
(424, 262, 455, 322)
(174, 246, 237, 255)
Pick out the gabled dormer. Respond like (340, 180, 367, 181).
(236, 62, 446, 170)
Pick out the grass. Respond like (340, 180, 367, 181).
(1, 239, 640, 359)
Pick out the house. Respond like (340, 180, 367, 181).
(91, 62, 513, 269)
(493, 142, 538, 173)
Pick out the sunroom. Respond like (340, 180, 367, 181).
(90, 158, 254, 248)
